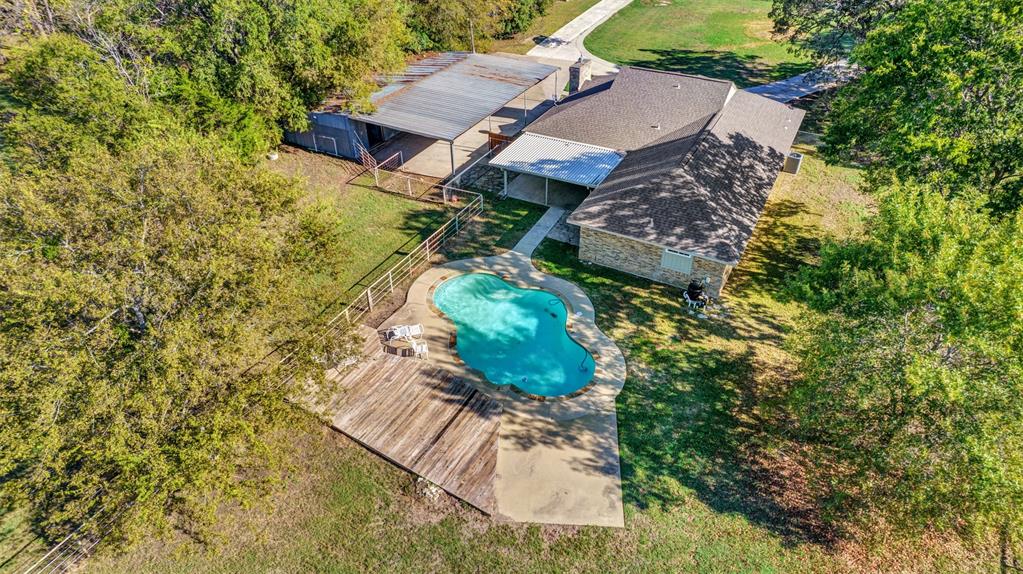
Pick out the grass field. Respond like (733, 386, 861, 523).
(266, 147, 546, 306)
(78, 149, 995, 572)
(489, 0, 603, 54)
(584, 0, 813, 87)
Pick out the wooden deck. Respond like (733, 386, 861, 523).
(321, 326, 502, 513)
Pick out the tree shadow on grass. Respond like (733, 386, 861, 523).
(726, 198, 821, 303)
(532, 239, 833, 547)
(624, 49, 814, 88)
(617, 338, 831, 547)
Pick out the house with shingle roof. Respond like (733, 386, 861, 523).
(489, 65, 805, 296)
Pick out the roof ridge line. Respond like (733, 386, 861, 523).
(623, 66, 736, 86)
(523, 132, 625, 155)
(670, 106, 727, 173)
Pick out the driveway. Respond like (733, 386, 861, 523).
(527, 0, 632, 75)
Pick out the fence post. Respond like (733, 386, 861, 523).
(388, 270, 394, 293)
(455, 211, 460, 232)
(366, 288, 374, 311)
(344, 308, 350, 324)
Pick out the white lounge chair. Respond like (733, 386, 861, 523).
(411, 340, 429, 359)
(385, 323, 424, 342)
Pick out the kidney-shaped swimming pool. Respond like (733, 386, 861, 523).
(433, 273, 595, 398)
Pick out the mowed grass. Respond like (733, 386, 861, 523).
(584, 0, 813, 86)
(81, 149, 994, 572)
(490, 0, 603, 55)
(268, 147, 463, 304)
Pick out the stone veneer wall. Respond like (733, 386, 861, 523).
(577, 227, 733, 297)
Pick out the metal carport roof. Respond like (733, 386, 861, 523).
(489, 133, 625, 187)
(353, 53, 558, 142)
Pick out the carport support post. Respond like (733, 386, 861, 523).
(503, 169, 508, 196)
(545, 177, 549, 206)
(449, 141, 456, 178)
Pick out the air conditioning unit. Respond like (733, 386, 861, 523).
(783, 152, 803, 174)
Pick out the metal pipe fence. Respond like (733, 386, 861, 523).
(329, 189, 483, 329)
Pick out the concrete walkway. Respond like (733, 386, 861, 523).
(527, 0, 631, 75)
(513, 206, 565, 255)
(745, 59, 855, 103)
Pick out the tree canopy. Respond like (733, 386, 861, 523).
(777, 0, 1023, 562)
(770, 0, 906, 62)
(0, 0, 560, 549)
(0, 33, 360, 544)
(822, 0, 1023, 213)
(6, 0, 409, 156)
(401, 0, 554, 52)
(788, 180, 1023, 549)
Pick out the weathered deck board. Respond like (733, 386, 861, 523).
(322, 326, 501, 514)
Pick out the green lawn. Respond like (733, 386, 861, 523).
(77, 149, 994, 572)
(266, 148, 546, 306)
(441, 193, 548, 261)
(0, 508, 45, 573)
(490, 0, 603, 54)
(268, 148, 453, 306)
(584, 0, 813, 87)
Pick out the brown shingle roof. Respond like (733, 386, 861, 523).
(558, 71, 804, 264)
(528, 67, 733, 151)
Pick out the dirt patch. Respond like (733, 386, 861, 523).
(266, 145, 367, 205)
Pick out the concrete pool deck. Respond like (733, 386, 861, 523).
(370, 227, 626, 527)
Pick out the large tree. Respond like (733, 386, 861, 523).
(788, 181, 1023, 561)
(821, 0, 1023, 213)
(4, 0, 409, 156)
(0, 35, 358, 545)
(770, 0, 906, 62)
(400, 0, 557, 51)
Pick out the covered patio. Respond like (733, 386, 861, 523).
(489, 132, 624, 206)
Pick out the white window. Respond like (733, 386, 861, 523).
(660, 249, 693, 274)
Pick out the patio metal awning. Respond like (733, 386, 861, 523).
(353, 53, 558, 142)
(489, 133, 625, 187)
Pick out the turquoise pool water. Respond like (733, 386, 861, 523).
(433, 273, 595, 397)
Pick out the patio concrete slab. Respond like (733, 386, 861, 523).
(505, 173, 590, 209)
(496, 409, 624, 527)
